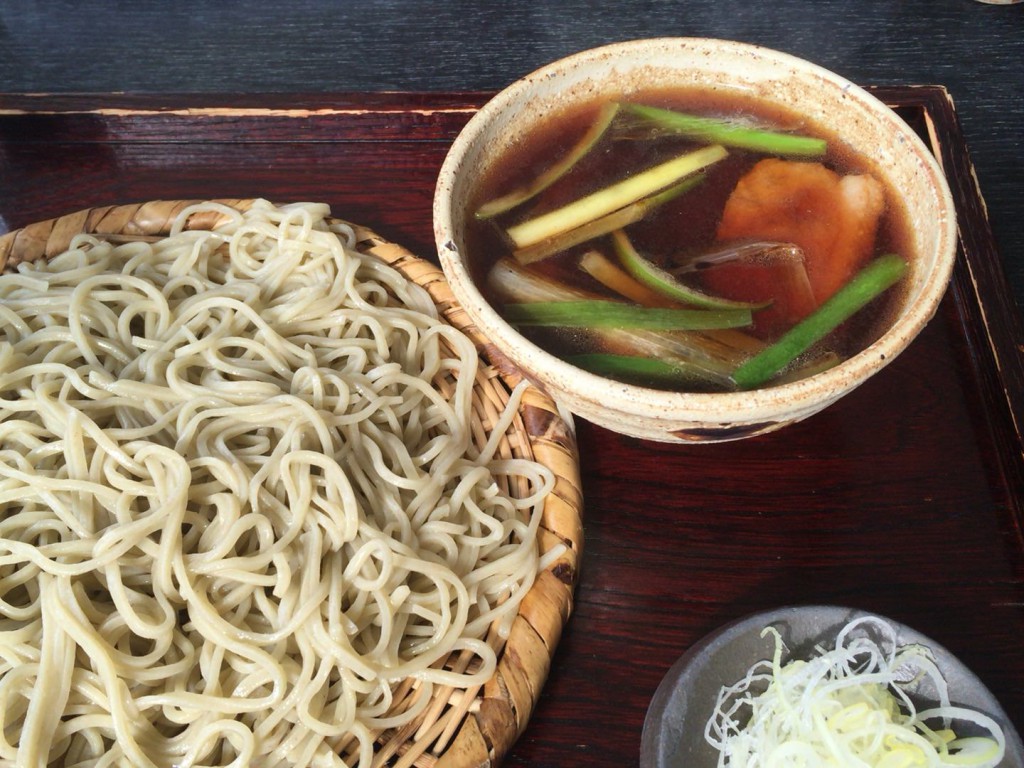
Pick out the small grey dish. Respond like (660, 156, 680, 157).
(640, 605, 1024, 768)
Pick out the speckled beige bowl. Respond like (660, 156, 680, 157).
(433, 38, 956, 443)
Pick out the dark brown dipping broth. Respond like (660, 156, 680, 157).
(465, 87, 914, 391)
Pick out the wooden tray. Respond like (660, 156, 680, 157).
(2, 88, 1022, 766)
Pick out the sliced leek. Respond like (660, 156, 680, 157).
(706, 616, 1006, 768)
(513, 174, 703, 265)
(506, 144, 728, 249)
(486, 258, 750, 387)
(503, 300, 752, 330)
(732, 253, 907, 389)
(623, 103, 827, 157)
(476, 102, 621, 220)
(611, 229, 766, 311)
(567, 353, 694, 386)
(579, 249, 674, 306)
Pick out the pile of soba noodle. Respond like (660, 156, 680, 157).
(0, 200, 554, 767)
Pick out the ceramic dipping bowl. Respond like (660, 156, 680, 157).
(433, 38, 956, 442)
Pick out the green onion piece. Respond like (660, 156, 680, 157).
(487, 257, 749, 387)
(477, 102, 621, 220)
(567, 352, 694, 385)
(611, 229, 766, 311)
(770, 350, 842, 385)
(503, 300, 751, 330)
(506, 144, 728, 249)
(514, 174, 704, 265)
(622, 103, 827, 158)
(732, 253, 908, 390)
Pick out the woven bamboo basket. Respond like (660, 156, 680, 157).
(0, 200, 584, 767)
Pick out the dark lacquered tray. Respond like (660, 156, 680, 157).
(1, 87, 1021, 766)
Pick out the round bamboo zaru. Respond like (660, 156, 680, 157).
(0, 200, 584, 768)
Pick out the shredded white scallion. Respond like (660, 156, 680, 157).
(704, 616, 1007, 768)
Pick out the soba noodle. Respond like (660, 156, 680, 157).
(0, 200, 555, 767)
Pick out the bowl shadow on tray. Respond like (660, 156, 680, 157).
(639, 605, 1024, 768)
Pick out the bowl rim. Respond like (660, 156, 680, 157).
(434, 37, 958, 423)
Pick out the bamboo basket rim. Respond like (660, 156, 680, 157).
(0, 199, 584, 768)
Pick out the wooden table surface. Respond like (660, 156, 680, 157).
(1, 84, 1021, 766)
